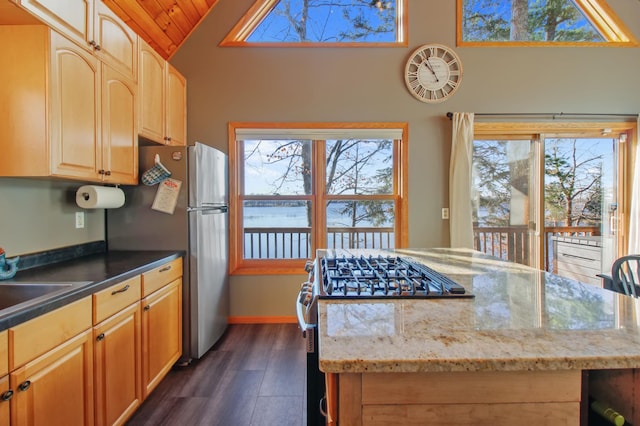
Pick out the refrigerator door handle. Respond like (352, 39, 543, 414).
(187, 206, 228, 213)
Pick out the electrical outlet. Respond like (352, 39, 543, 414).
(75, 212, 85, 229)
(442, 208, 449, 220)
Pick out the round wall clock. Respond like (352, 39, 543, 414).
(404, 43, 463, 103)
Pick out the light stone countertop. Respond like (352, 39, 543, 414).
(318, 248, 640, 374)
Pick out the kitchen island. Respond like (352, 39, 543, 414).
(318, 248, 640, 425)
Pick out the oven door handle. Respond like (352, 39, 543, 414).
(296, 290, 315, 338)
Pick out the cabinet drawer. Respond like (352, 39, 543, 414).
(142, 258, 182, 297)
(93, 275, 141, 324)
(8, 296, 91, 370)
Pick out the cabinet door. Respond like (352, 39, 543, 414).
(138, 41, 165, 144)
(17, 0, 92, 49)
(94, 1, 137, 79)
(141, 279, 182, 398)
(94, 303, 141, 426)
(49, 31, 101, 181)
(0, 376, 9, 426)
(166, 65, 186, 146)
(10, 330, 94, 426)
(101, 64, 138, 184)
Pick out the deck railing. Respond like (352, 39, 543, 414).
(473, 224, 601, 270)
(243, 227, 394, 259)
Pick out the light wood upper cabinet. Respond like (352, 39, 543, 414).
(93, 1, 137, 79)
(49, 32, 101, 181)
(16, 0, 93, 48)
(101, 64, 138, 184)
(0, 27, 137, 184)
(14, 0, 137, 79)
(166, 65, 187, 147)
(139, 40, 186, 146)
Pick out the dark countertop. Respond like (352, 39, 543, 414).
(0, 249, 184, 330)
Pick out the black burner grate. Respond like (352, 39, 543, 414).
(320, 255, 473, 299)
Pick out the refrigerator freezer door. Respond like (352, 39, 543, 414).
(189, 142, 228, 207)
(189, 208, 229, 358)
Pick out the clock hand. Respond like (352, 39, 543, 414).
(424, 59, 439, 82)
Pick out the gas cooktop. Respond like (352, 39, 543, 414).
(319, 255, 473, 299)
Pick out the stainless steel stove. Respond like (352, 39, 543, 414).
(296, 252, 473, 425)
(319, 255, 472, 298)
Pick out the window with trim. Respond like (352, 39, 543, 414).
(457, 0, 638, 46)
(220, 0, 408, 46)
(228, 123, 408, 274)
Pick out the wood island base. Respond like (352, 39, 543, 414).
(326, 370, 583, 426)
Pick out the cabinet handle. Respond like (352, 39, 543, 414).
(89, 40, 96, 47)
(98, 169, 105, 175)
(18, 381, 30, 392)
(96, 333, 105, 341)
(104, 170, 111, 176)
(159, 266, 172, 273)
(144, 305, 151, 311)
(0, 390, 13, 401)
(95, 44, 101, 51)
(111, 284, 130, 295)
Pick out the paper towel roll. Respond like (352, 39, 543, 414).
(76, 185, 125, 209)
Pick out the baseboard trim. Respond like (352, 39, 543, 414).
(228, 316, 297, 324)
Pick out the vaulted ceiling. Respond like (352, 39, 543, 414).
(102, 0, 221, 59)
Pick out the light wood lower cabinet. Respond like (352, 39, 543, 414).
(10, 330, 94, 426)
(0, 259, 182, 425)
(0, 376, 9, 426)
(93, 303, 141, 426)
(141, 278, 182, 398)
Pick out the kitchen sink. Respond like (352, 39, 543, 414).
(0, 282, 88, 313)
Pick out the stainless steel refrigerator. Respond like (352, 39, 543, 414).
(107, 142, 229, 361)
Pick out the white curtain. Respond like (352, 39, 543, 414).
(449, 112, 475, 248)
(628, 114, 640, 254)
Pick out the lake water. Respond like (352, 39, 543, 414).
(242, 205, 394, 258)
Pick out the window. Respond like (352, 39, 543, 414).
(471, 121, 636, 286)
(221, 0, 408, 47)
(457, 0, 638, 46)
(228, 123, 408, 274)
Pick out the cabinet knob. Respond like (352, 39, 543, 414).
(89, 40, 96, 47)
(95, 44, 101, 51)
(104, 170, 111, 176)
(144, 305, 151, 311)
(98, 169, 105, 175)
(96, 333, 105, 341)
(0, 390, 13, 401)
(18, 381, 30, 392)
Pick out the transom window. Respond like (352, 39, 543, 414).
(221, 0, 408, 47)
(228, 123, 408, 274)
(457, 0, 638, 46)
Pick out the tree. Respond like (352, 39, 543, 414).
(251, 0, 397, 43)
(544, 139, 603, 226)
(262, 138, 393, 228)
(462, 0, 602, 42)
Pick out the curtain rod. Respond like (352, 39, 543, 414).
(446, 112, 639, 120)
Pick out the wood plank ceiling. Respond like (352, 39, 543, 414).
(102, 0, 221, 59)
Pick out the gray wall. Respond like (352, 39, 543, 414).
(0, 0, 638, 318)
(0, 178, 104, 256)
(170, 0, 640, 318)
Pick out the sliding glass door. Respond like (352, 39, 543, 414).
(470, 123, 632, 285)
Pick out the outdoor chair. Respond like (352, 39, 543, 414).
(597, 254, 640, 297)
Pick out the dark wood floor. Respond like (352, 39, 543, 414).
(127, 323, 307, 426)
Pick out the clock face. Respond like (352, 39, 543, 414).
(404, 44, 463, 103)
